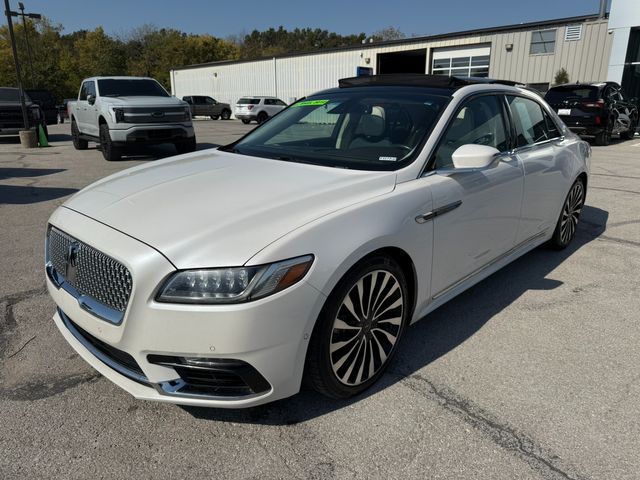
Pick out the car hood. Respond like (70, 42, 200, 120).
(63, 150, 397, 268)
(100, 96, 187, 108)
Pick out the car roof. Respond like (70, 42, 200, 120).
(83, 76, 158, 81)
(338, 74, 522, 89)
(548, 81, 619, 89)
(312, 74, 527, 98)
(238, 96, 279, 99)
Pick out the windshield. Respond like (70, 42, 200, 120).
(545, 86, 598, 103)
(226, 90, 449, 170)
(0, 88, 30, 102)
(97, 79, 169, 97)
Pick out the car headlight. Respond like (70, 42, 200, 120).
(108, 106, 125, 123)
(156, 255, 314, 304)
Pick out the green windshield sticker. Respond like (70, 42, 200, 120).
(292, 99, 330, 107)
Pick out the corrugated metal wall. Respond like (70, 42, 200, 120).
(171, 18, 612, 110)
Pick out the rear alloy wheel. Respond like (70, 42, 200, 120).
(305, 255, 409, 399)
(99, 123, 121, 161)
(257, 112, 268, 124)
(71, 120, 88, 150)
(550, 179, 585, 249)
(221, 109, 231, 120)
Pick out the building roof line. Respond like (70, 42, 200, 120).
(171, 13, 607, 72)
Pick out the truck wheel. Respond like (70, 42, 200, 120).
(241, 119, 251, 124)
(210, 115, 219, 120)
(175, 136, 197, 154)
(99, 123, 121, 161)
(71, 120, 88, 150)
(221, 109, 231, 120)
(594, 127, 611, 146)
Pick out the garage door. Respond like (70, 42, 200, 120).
(432, 45, 491, 77)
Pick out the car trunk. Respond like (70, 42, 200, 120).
(545, 86, 604, 129)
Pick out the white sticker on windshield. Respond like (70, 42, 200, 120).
(379, 156, 397, 162)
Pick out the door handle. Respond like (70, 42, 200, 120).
(415, 200, 462, 224)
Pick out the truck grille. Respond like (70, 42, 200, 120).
(121, 106, 187, 124)
(47, 227, 133, 313)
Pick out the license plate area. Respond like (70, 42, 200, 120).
(558, 108, 572, 116)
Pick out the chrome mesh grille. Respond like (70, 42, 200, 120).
(47, 227, 133, 312)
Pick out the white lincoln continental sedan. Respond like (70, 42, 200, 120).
(46, 75, 590, 408)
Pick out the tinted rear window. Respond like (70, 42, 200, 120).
(545, 86, 598, 103)
(0, 88, 22, 102)
(238, 98, 260, 105)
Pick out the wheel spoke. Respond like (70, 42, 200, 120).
(329, 269, 404, 386)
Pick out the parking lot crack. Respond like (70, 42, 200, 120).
(7, 335, 36, 358)
(393, 372, 589, 480)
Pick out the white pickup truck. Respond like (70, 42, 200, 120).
(69, 76, 196, 161)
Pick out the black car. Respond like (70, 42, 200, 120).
(182, 95, 232, 120)
(0, 87, 48, 138)
(26, 89, 59, 125)
(545, 82, 638, 146)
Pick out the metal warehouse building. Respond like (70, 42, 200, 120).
(170, 0, 640, 109)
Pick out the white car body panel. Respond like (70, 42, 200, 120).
(46, 82, 590, 407)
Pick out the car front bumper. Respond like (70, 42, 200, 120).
(46, 207, 325, 408)
(110, 123, 195, 146)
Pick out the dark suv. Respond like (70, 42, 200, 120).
(545, 82, 638, 146)
(182, 95, 231, 120)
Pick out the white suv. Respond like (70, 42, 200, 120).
(234, 96, 287, 124)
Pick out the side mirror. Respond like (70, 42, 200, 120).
(451, 144, 500, 169)
(87, 94, 96, 105)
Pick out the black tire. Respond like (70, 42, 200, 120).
(210, 115, 219, 120)
(175, 136, 197, 154)
(257, 111, 268, 124)
(71, 119, 88, 150)
(594, 127, 611, 146)
(220, 109, 231, 120)
(241, 119, 251, 124)
(620, 118, 637, 140)
(549, 178, 585, 250)
(99, 123, 121, 161)
(305, 255, 410, 399)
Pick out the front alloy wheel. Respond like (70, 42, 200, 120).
(305, 255, 409, 398)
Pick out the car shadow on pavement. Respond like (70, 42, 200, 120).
(182, 205, 609, 425)
(47, 133, 72, 142)
(0, 167, 65, 180)
(0, 184, 77, 204)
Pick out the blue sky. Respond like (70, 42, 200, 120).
(18, 0, 610, 38)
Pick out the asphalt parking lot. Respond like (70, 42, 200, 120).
(1, 120, 639, 479)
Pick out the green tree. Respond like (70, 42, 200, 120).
(554, 68, 570, 85)
(371, 27, 406, 42)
